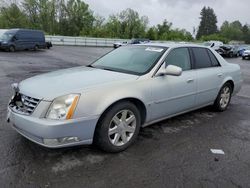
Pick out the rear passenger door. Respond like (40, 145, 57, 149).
(191, 47, 224, 106)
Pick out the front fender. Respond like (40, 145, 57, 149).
(73, 79, 151, 119)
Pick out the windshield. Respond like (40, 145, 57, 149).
(0, 32, 14, 41)
(0, 30, 7, 37)
(92, 46, 166, 75)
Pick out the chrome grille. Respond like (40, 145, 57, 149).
(9, 94, 40, 115)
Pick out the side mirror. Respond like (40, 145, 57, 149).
(156, 64, 182, 77)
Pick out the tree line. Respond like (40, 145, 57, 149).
(196, 6, 250, 44)
(0, 0, 250, 43)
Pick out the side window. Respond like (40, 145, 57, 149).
(165, 48, 191, 71)
(207, 49, 220, 67)
(14, 34, 20, 40)
(192, 47, 212, 69)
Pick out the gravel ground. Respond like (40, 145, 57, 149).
(0, 46, 250, 188)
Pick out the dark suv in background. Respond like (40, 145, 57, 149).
(0, 29, 52, 52)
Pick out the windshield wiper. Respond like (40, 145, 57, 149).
(101, 67, 116, 72)
(87, 65, 116, 72)
(87, 64, 95, 68)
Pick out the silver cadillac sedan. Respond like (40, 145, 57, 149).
(7, 43, 242, 152)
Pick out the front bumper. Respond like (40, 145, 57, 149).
(0, 44, 9, 50)
(7, 107, 99, 148)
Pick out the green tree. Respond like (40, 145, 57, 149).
(242, 24, 250, 44)
(156, 19, 172, 39)
(196, 6, 218, 39)
(220, 20, 243, 41)
(88, 15, 107, 37)
(200, 34, 228, 43)
(0, 3, 28, 28)
(38, 0, 57, 34)
(105, 8, 148, 39)
(22, 0, 40, 29)
(105, 15, 122, 38)
(154, 19, 193, 41)
(146, 27, 157, 40)
(62, 0, 94, 36)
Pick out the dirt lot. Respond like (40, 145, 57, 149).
(0, 46, 250, 188)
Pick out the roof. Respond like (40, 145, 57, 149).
(137, 42, 207, 48)
(6, 28, 43, 33)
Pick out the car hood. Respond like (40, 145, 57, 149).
(19, 66, 138, 101)
(244, 50, 250, 53)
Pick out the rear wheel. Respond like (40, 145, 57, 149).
(213, 83, 232, 111)
(94, 102, 141, 152)
(34, 45, 39, 51)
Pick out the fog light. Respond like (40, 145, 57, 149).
(58, 137, 80, 144)
(43, 137, 80, 146)
(43, 138, 59, 146)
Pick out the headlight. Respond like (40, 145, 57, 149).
(46, 94, 80, 120)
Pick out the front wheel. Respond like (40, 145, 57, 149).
(213, 83, 232, 111)
(94, 102, 141, 152)
(229, 52, 233, 58)
(9, 45, 15, 52)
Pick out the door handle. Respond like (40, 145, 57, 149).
(187, 79, 194, 83)
(217, 73, 223, 77)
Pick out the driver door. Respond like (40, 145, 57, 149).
(150, 47, 197, 121)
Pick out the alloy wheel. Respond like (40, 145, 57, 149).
(108, 110, 136, 146)
(219, 86, 231, 108)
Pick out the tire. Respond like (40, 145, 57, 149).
(229, 52, 233, 58)
(242, 56, 245, 60)
(94, 101, 141, 152)
(9, 45, 15, 52)
(213, 83, 232, 112)
(34, 45, 39, 51)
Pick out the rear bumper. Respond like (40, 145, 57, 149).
(7, 107, 99, 148)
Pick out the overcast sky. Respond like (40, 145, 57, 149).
(84, 0, 250, 34)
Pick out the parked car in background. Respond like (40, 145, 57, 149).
(242, 46, 250, 60)
(113, 38, 150, 48)
(0, 29, 51, 52)
(113, 41, 129, 48)
(203, 40, 223, 50)
(216, 45, 239, 58)
(7, 43, 242, 152)
(238, 45, 249, 56)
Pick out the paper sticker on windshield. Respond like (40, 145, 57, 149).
(145, 47, 164, 52)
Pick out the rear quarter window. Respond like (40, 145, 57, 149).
(192, 47, 212, 69)
(207, 49, 220, 67)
